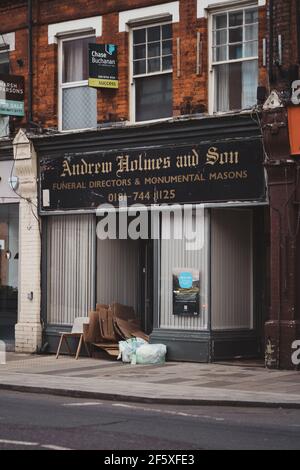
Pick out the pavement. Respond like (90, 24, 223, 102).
(0, 353, 300, 408)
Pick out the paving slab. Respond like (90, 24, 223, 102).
(0, 353, 299, 408)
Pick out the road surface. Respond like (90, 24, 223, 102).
(0, 390, 299, 450)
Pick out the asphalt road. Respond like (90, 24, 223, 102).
(0, 390, 300, 450)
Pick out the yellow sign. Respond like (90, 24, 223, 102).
(88, 78, 119, 89)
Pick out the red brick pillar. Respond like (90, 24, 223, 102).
(263, 108, 300, 370)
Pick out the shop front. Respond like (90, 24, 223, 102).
(0, 151, 20, 350)
(36, 115, 268, 362)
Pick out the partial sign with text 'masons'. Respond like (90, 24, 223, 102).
(0, 74, 25, 117)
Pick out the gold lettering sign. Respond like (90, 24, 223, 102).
(61, 158, 112, 177)
(206, 147, 240, 166)
(40, 139, 265, 211)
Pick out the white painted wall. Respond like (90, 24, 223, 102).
(13, 130, 42, 353)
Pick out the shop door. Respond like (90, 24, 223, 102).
(211, 208, 263, 361)
(0, 204, 19, 344)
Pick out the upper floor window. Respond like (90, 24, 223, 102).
(211, 6, 258, 113)
(132, 23, 173, 122)
(0, 50, 9, 75)
(59, 35, 97, 131)
(0, 50, 10, 138)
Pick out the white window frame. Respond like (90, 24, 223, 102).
(129, 21, 173, 124)
(0, 46, 10, 74)
(119, 2, 179, 32)
(58, 33, 96, 132)
(0, 47, 10, 138)
(197, 0, 266, 19)
(0, 33, 15, 52)
(208, 2, 259, 115)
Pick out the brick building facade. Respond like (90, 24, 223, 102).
(0, 0, 299, 368)
(0, 0, 270, 129)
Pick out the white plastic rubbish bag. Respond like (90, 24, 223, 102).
(136, 344, 167, 365)
(118, 338, 147, 363)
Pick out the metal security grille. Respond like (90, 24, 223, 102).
(62, 86, 97, 131)
(46, 214, 95, 326)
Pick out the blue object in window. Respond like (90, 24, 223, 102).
(178, 272, 193, 289)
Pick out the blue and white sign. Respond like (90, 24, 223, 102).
(173, 269, 200, 316)
(178, 272, 194, 289)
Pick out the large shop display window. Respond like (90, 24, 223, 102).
(159, 208, 254, 332)
(211, 209, 254, 330)
(0, 204, 19, 340)
(160, 210, 209, 330)
(45, 208, 254, 335)
(46, 215, 95, 325)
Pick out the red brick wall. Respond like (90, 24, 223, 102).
(267, 0, 300, 90)
(3, 0, 296, 132)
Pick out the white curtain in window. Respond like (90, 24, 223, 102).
(242, 60, 258, 109)
(214, 64, 229, 113)
(63, 37, 90, 83)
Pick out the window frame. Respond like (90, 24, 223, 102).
(129, 21, 173, 124)
(58, 33, 96, 132)
(208, 3, 259, 115)
(0, 47, 10, 74)
(0, 47, 10, 138)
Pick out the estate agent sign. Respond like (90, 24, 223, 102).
(89, 44, 118, 89)
(0, 74, 25, 117)
(40, 138, 266, 212)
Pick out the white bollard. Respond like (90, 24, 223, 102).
(0, 340, 6, 365)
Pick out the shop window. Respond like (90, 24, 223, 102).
(0, 204, 19, 341)
(159, 211, 209, 330)
(211, 6, 258, 113)
(59, 35, 97, 131)
(46, 215, 95, 325)
(0, 50, 10, 138)
(211, 209, 254, 330)
(96, 239, 141, 316)
(132, 23, 173, 122)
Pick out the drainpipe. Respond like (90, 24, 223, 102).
(28, 0, 33, 124)
(297, 0, 300, 65)
(268, 0, 274, 84)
